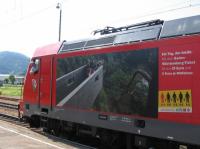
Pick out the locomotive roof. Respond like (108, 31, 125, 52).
(33, 42, 61, 58)
(58, 15, 200, 54)
(33, 15, 200, 57)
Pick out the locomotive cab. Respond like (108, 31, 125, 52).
(21, 43, 60, 125)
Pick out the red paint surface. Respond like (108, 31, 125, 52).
(33, 42, 61, 58)
(158, 42, 200, 124)
(23, 35, 200, 125)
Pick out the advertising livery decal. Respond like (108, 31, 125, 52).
(56, 48, 158, 118)
(159, 90, 192, 113)
(159, 46, 197, 113)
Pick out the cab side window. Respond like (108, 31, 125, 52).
(30, 59, 40, 74)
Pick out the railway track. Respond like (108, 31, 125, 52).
(0, 96, 20, 102)
(0, 101, 18, 110)
(0, 101, 97, 149)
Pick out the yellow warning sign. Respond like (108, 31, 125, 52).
(159, 89, 192, 113)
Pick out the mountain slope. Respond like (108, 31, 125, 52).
(0, 51, 30, 75)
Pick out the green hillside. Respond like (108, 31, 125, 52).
(0, 51, 30, 75)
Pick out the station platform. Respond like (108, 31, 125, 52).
(0, 119, 80, 149)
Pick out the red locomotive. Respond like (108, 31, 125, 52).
(20, 15, 200, 149)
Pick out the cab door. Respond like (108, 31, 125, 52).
(39, 56, 53, 109)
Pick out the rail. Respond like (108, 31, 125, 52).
(0, 96, 20, 102)
(0, 102, 18, 110)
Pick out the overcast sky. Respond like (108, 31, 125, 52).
(0, 0, 200, 57)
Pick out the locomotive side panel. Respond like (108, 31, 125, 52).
(158, 42, 200, 124)
(56, 48, 158, 118)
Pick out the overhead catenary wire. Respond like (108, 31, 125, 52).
(0, 0, 200, 28)
(108, 0, 200, 26)
(0, 0, 69, 27)
(137, 2, 200, 19)
(0, 0, 17, 16)
(0, 2, 57, 27)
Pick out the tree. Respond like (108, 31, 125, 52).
(4, 78, 9, 84)
(9, 75, 15, 84)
